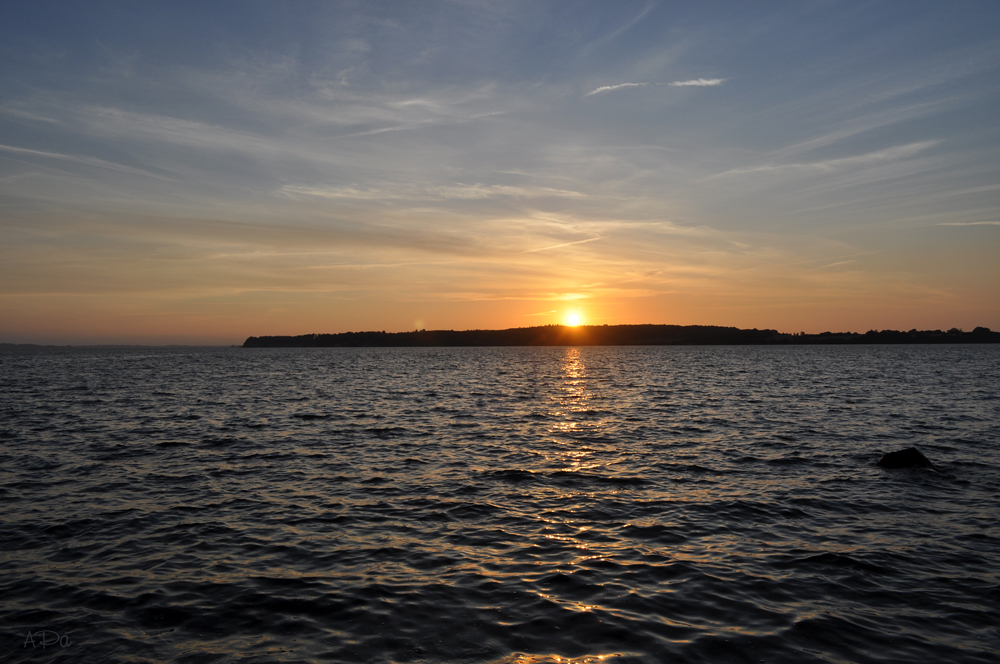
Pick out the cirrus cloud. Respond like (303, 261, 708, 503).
(669, 78, 725, 87)
(586, 82, 649, 96)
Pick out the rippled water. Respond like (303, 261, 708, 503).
(1, 345, 998, 663)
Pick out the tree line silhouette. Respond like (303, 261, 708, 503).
(243, 325, 999, 347)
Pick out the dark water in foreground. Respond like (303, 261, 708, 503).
(1, 345, 998, 664)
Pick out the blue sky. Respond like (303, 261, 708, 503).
(1, 1, 998, 343)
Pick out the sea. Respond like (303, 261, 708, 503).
(1, 345, 997, 664)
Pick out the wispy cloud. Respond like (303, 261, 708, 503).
(340, 121, 437, 138)
(282, 183, 584, 201)
(0, 143, 172, 180)
(578, 3, 656, 58)
(586, 82, 648, 96)
(765, 99, 952, 162)
(669, 78, 725, 87)
(712, 141, 939, 178)
(430, 184, 583, 199)
(1, 107, 60, 124)
(524, 236, 604, 253)
(937, 221, 1000, 226)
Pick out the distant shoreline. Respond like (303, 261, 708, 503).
(243, 324, 1000, 347)
(4, 325, 997, 349)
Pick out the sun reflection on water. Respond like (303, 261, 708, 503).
(546, 348, 609, 475)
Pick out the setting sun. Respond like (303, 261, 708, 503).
(566, 313, 581, 326)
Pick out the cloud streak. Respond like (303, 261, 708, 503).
(669, 78, 725, 87)
(586, 82, 648, 96)
(524, 236, 604, 253)
(711, 141, 939, 178)
(282, 183, 585, 201)
(0, 143, 172, 180)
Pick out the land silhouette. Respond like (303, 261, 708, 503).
(243, 325, 1000, 347)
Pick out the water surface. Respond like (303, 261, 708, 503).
(1, 345, 998, 663)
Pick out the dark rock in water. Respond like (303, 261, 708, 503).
(877, 447, 935, 469)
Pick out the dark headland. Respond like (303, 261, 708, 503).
(243, 325, 1000, 347)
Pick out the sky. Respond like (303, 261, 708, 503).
(1, 1, 998, 345)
